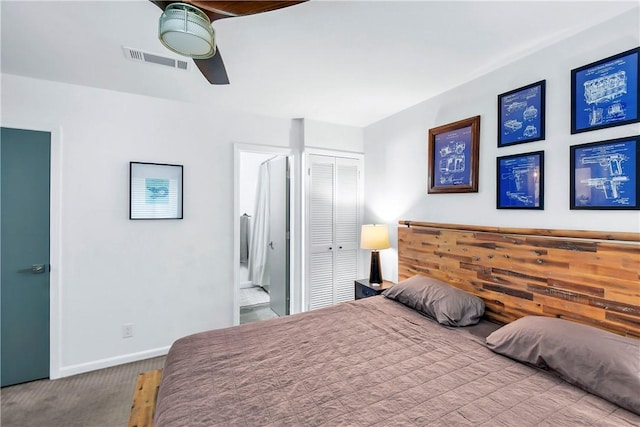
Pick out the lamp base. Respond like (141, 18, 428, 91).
(369, 250, 383, 284)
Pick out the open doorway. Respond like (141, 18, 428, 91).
(236, 148, 291, 325)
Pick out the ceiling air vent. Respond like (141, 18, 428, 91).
(122, 46, 190, 71)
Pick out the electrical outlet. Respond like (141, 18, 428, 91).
(122, 323, 134, 338)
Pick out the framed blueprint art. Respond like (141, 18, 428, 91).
(130, 162, 184, 219)
(497, 151, 544, 209)
(498, 80, 546, 147)
(571, 47, 639, 134)
(570, 136, 639, 210)
(428, 115, 480, 194)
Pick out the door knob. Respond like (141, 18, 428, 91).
(17, 264, 49, 274)
(32, 264, 46, 274)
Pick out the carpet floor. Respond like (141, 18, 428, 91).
(1, 356, 166, 427)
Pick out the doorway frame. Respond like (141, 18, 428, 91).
(233, 144, 297, 325)
(1, 120, 62, 380)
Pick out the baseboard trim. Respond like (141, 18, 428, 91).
(55, 346, 170, 379)
(240, 281, 254, 289)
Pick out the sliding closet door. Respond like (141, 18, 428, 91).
(308, 154, 361, 310)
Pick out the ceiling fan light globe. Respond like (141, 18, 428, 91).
(160, 28, 216, 59)
(158, 3, 216, 59)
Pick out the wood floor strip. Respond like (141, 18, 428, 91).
(128, 369, 163, 427)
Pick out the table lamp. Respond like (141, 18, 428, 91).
(360, 224, 390, 285)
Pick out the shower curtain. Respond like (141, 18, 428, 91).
(248, 160, 271, 291)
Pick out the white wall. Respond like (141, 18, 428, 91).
(303, 118, 364, 153)
(363, 10, 640, 283)
(1, 74, 293, 376)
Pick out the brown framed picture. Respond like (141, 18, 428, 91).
(428, 115, 481, 193)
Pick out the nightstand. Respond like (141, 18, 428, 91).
(354, 278, 394, 300)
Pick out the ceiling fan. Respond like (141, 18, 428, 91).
(151, 1, 307, 85)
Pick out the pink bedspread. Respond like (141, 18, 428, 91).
(154, 296, 640, 426)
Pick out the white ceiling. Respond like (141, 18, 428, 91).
(1, 0, 638, 127)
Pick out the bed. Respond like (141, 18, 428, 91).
(154, 222, 640, 426)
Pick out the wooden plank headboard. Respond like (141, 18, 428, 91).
(397, 221, 640, 337)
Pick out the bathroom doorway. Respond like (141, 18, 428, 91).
(237, 149, 291, 324)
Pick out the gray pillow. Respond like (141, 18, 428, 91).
(382, 274, 485, 326)
(486, 316, 640, 415)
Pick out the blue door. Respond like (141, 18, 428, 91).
(1, 127, 51, 387)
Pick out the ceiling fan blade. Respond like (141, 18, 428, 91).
(153, 1, 306, 22)
(150, 1, 170, 12)
(189, 1, 307, 20)
(194, 48, 230, 85)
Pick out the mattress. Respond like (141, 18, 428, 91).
(154, 296, 640, 426)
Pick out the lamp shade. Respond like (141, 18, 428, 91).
(360, 224, 390, 250)
(159, 3, 216, 59)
